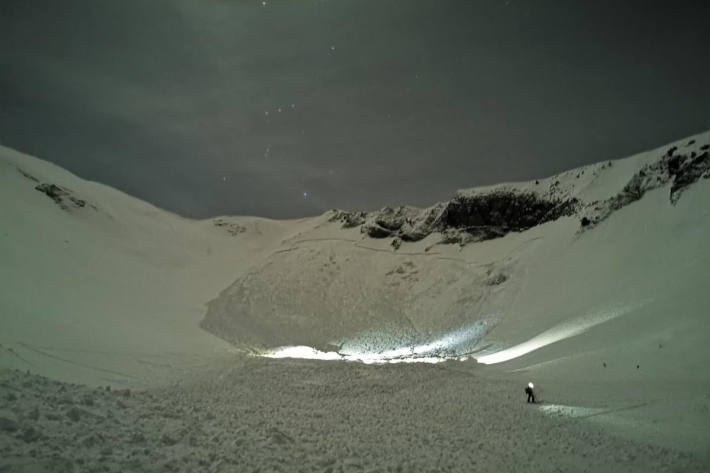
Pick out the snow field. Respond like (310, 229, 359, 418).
(1, 360, 707, 473)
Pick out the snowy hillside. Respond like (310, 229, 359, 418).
(200, 131, 710, 452)
(0, 145, 300, 386)
(1, 131, 709, 459)
(203, 132, 710, 359)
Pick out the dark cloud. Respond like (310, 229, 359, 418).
(2, 0, 709, 218)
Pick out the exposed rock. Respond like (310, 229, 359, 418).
(213, 218, 246, 236)
(438, 192, 577, 236)
(373, 206, 409, 232)
(670, 151, 709, 203)
(343, 141, 709, 244)
(362, 223, 392, 238)
(34, 183, 86, 210)
(329, 210, 367, 228)
(585, 146, 710, 228)
(485, 273, 508, 286)
(337, 191, 577, 247)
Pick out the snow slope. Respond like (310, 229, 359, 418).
(0, 145, 301, 387)
(1, 131, 709, 459)
(203, 132, 709, 361)
(201, 130, 710, 454)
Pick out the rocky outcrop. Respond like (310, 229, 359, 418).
(335, 137, 710, 243)
(213, 218, 246, 236)
(329, 210, 367, 228)
(333, 191, 578, 246)
(669, 150, 710, 203)
(581, 142, 710, 228)
(437, 192, 578, 241)
(34, 183, 86, 210)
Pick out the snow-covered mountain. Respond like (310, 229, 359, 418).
(202, 132, 710, 361)
(1, 131, 709, 452)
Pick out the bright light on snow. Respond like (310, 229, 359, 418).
(475, 302, 644, 365)
(261, 304, 642, 365)
(263, 345, 452, 364)
(263, 304, 642, 366)
(264, 346, 342, 361)
(263, 324, 489, 364)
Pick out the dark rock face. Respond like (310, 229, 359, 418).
(338, 191, 578, 246)
(329, 210, 367, 228)
(613, 149, 710, 208)
(438, 192, 577, 236)
(34, 183, 86, 210)
(365, 224, 393, 238)
(669, 151, 709, 203)
(333, 137, 709, 244)
(585, 144, 710, 230)
(360, 206, 422, 239)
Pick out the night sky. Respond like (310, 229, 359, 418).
(2, 1, 709, 219)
